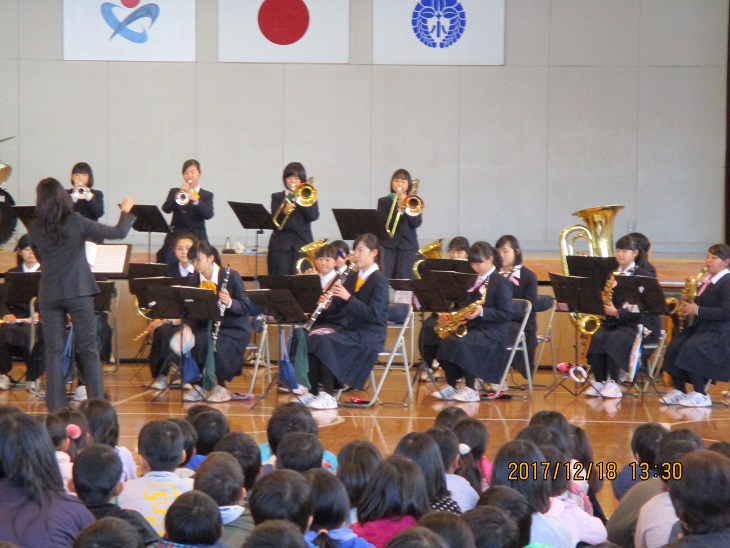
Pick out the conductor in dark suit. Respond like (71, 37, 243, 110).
(28, 177, 136, 412)
(158, 159, 214, 263)
(267, 162, 320, 275)
(183, 240, 250, 403)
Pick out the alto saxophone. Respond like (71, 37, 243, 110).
(678, 266, 708, 331)
(434, 278, 489, 339)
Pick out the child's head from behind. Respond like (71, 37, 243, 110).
(191, 409, 230, 456)
(73, 516, 143, 548)
(266, 403, 318, 455)
(631, 422, 670, 466)
(214, 431, 262, 491)
(79, 398, 120, 447)
(304, 468, 350, 533)
(165, 490, 222, 546)
(194, 452, 244, 507)
(434, 407, 468, 430)
(425, 427, 461, 474)
(395, 432, 448, 504)
(276, 432, 323, 473)
(248, 469, 312, 532)
(73, 444, 123, 506)
(336, 440, 383, 510)
(166, 418, 197, 468)
(138, 420, 184, 472)
(41, 413, 70, 451)
(56, 407, 91, 459)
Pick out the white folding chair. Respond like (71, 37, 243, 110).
(339, 303, 414, 407)
(242, 316, 271, 397)
(484, 299, 532, 400)
(533, 294, 557, 383)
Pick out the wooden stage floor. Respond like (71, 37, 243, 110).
(2, 362, 728, 517)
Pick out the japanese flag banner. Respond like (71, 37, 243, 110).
(218, 0, 349, 63)
(63, 0, 195, 62)
(373, 0, 505, 65)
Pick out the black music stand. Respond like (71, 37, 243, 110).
(4, 272, 41, 305)
(11, 206, 35, 231)
(417, 259, 475, 278)
(566, 256, 618, 288)
(127, 276, 179, 366)
(128, 262, 167, 279)
(332, 208, 388, 242)
(147, 285, 219, 402)
(545, 273, 605, 398)
(426, 270, 479, 304)
(130, 205, 171, 262)
(246, 288, 308, 408)
(227, 202, 277, 284)
(258, 275, 322, 314)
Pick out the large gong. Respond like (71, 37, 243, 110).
(0, 137, 17, 246)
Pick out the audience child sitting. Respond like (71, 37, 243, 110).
(117, 420, 193, 534)
(571, 424, 607, 522)
(0, 412, 94, 547)
(161, 491, 224, 548)
(56, 407, 92, 460)
(248, 469, 312, 538)
(477, 485, 532, 548)
(243, 520, 308, 548)
(395, 432, 461, 514)
(417, 511, 476, 548)
(612, 422, 669, 501)
(452, 417, 490, 493)
(433, 407, 468, 430)
(462, 506, 520, 548)
(303, 469, 374, 548)
(80, 398, 137, 481)
(72, 444, 159, 546)
(194, 452, 255, 548)
(384, 527, 449, 548)
(214, 431, 263, 497)
(188, 409, 230, 471)
(277, 432, 325, 474)
(167, 418, 198, 479)
(425, 427, 479, 512)
(336, 440, 383, 525)
(352, 455, 430, 548)
(42, 412, 78, 493)
(73, 516, 144, 548)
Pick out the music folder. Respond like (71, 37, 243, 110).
(258, 275, 321, 314)
(614, 275, 670, 315)
(566, 256, 619, 288)
(332, 208, 388, 242)
(549, 273, 605, 316)
(247, 289, 308, 324)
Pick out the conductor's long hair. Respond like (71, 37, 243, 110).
(35, 177, 74, 244)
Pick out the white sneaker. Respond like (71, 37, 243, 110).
(0, 374, 10, 390)
(660, 389, 687, 405)
(291, 384, 309, 396)
(207, 385, 232, 403)
(432, 385, 458, 401)
(182, 386, 205, 402)
(150, 376, 168, 390)
(453, 386, 480, 402)
(678, 391, 712, 408)
(297, 393, 316, 406)
(73, 386, 88, 402)
(600, 381, 623, 399)
(584, 381, 606, 397)
(308, 392, 338, 410)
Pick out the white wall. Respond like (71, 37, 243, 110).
(0, 0, 726, 254)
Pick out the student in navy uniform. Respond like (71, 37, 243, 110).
(584, 234, 660, 399)
(28, 177, 135, 413)
(67, 162, 105, 241)
(377, 168, 422, 279)
(183, 240, 251, 404)
(661, 243, 730, 408)
(158, 159, 214, 263)
(302, 233, 389, 410)
(267, 162, 320, 275)
(433, 241, 513, 402)
(0, 235, 43, 390)
(496, 235, 538, 380)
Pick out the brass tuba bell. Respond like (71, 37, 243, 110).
(412, 238, 444, 279)
(295, 238, 328, 275)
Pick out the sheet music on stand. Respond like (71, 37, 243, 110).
(85, 243, 132, 278)
(258, 275, 322, 315)
(332, 208, 388, 242)
(566, 256, 619, 289)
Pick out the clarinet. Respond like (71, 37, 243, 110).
(212, 264, 231, 352)
(304, 263, 356, 331)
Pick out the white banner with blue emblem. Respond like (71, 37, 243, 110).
(218, 0, 349, 63)
(373, 0, 505, 66)
(63, 0, 195, 62)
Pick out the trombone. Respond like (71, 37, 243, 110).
(385, 178, 423, 237)
(272, 178, 317, 230)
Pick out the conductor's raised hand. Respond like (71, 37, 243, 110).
(120, 196, 136, 213)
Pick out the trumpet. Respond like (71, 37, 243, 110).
(385, 178, 423, 237)
(175, 187, 199, 206)
(71, 185, 90, 200)
(272, 179, 317, 230)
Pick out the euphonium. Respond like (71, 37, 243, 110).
(678, 266, 708, 331)
(272, 178, 317, 230)
(71, 185, 90, 200)
(295, 238, 328, 275)
(434, 278, 489, 339)
(385, 178, 423, 237)
(412, 238, 445, 279)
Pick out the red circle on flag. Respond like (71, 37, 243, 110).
(258, 0, 310, 46)
(121, 0, 140, 7)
